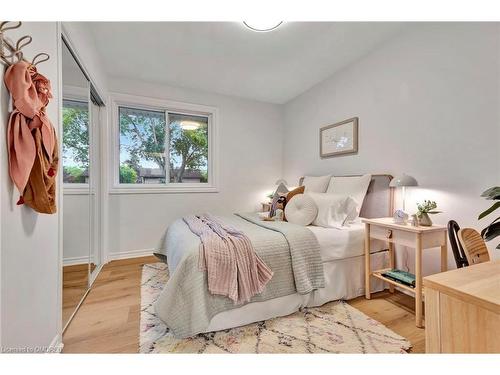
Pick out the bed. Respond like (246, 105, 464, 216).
(155, 174, 394, 338)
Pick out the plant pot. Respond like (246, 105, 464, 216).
(419, 212, 433, 226)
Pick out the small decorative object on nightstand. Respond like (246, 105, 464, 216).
(362, 217, 448, 328)
(416, 200, 441, 226)
(261, 202, 272, 212)
(389, 174, 418, 223)
(393, 209, 408, 224)
(410, 214, 419, 226)
(274, 208, 284, 221)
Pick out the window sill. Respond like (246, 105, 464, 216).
(108, 185, 219, 195)
(63, 186, 92, 195)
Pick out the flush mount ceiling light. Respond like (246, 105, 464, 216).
(180, 120, 201, 130)
(243, 21, 283, 32)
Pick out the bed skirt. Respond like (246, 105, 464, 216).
(206, 250, 388, 332)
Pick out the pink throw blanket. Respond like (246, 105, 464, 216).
(183, 214, 273, 304)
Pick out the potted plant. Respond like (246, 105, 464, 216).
(416, 200, 441, 226)
(479, 186, 500, 250)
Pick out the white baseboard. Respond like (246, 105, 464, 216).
(107, 248, 155, 262)
(63, 255, 89, 266)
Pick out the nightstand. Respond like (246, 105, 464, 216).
(361, 217, 448, 328)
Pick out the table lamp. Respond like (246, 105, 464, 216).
(389, 174, 418, 222)
(275, 179, 288, 194)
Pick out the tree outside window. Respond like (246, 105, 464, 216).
(118, 107, 209, 184)
(62, 99, 89, 184)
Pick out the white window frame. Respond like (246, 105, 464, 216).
(62, 85, 91, 195)
(109, 92, 219, 194)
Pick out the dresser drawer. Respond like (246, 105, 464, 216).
(370, 224, 445, 248)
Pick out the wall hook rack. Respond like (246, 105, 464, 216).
(0, 21, 50, 67)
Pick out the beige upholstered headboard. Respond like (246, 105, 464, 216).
(298, 174, 394, 219)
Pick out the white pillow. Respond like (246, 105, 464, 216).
(302, 175, 331, 193)
(307, 192, 359, 228)
(284, 194, 318, 226)
(326, 174, 372, 215)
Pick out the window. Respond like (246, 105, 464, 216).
(112, 94, 217, 193)
(168, 113, 208, 184)
(62, 99, 89, 184)
(119, 107, 167, 184)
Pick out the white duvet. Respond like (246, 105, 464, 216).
(307, 221, 386, 262)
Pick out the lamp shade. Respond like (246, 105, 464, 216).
(389, 174, 418, 187)
(275, 179, 288, 186)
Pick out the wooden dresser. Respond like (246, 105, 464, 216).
(423, 260, 500, 353)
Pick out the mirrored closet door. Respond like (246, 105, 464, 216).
(61, 37, 103, 330)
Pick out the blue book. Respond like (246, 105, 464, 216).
(382, 269, 416, 288)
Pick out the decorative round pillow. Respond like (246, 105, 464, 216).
(284, 194, 318, 226)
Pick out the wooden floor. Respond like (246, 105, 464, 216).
(62, 263, 98, 327)
(349, 291, 425, 353)
(62, 256, 425, 353)
(62, 264, 89, 326)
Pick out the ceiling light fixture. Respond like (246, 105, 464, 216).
(180, 120, 201, 131)
(243, 21, 283, 32)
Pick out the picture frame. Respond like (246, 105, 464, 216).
(319, 117, 358, 158)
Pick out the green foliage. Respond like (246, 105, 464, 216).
(63, 105, 89, 168)
(416, 200, 441, 216)
(169, 124, 208, 182)
(119, 164, 138, 184)
(200, 170, 208, 183)
(479, 186, 500, 250)
(64, 166, 86, 183)
(481, 186, 500, 200)
(479, 202, 500, 220)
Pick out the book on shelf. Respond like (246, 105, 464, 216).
(381, 269, 416, 288)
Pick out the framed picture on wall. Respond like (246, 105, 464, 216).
(320, 117, 358, 158)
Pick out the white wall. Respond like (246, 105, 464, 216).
(0, 22, 61, 350)
(106, 77, 283, 257)
(283, 23, 500, 273)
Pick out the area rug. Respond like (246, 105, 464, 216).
(140, 263, 411, 354)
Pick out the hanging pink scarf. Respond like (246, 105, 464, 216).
(4, 60, 55, 195)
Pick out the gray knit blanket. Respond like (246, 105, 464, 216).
(154, 213, 325, 338)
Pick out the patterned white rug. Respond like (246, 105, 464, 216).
(140, 263, 411, 354)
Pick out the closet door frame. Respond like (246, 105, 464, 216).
(88, 100, 104, 286)
(61, 28, 106, 279)
(60, 26, 106, 333)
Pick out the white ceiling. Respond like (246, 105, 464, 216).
(86, 22, 405, 104)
